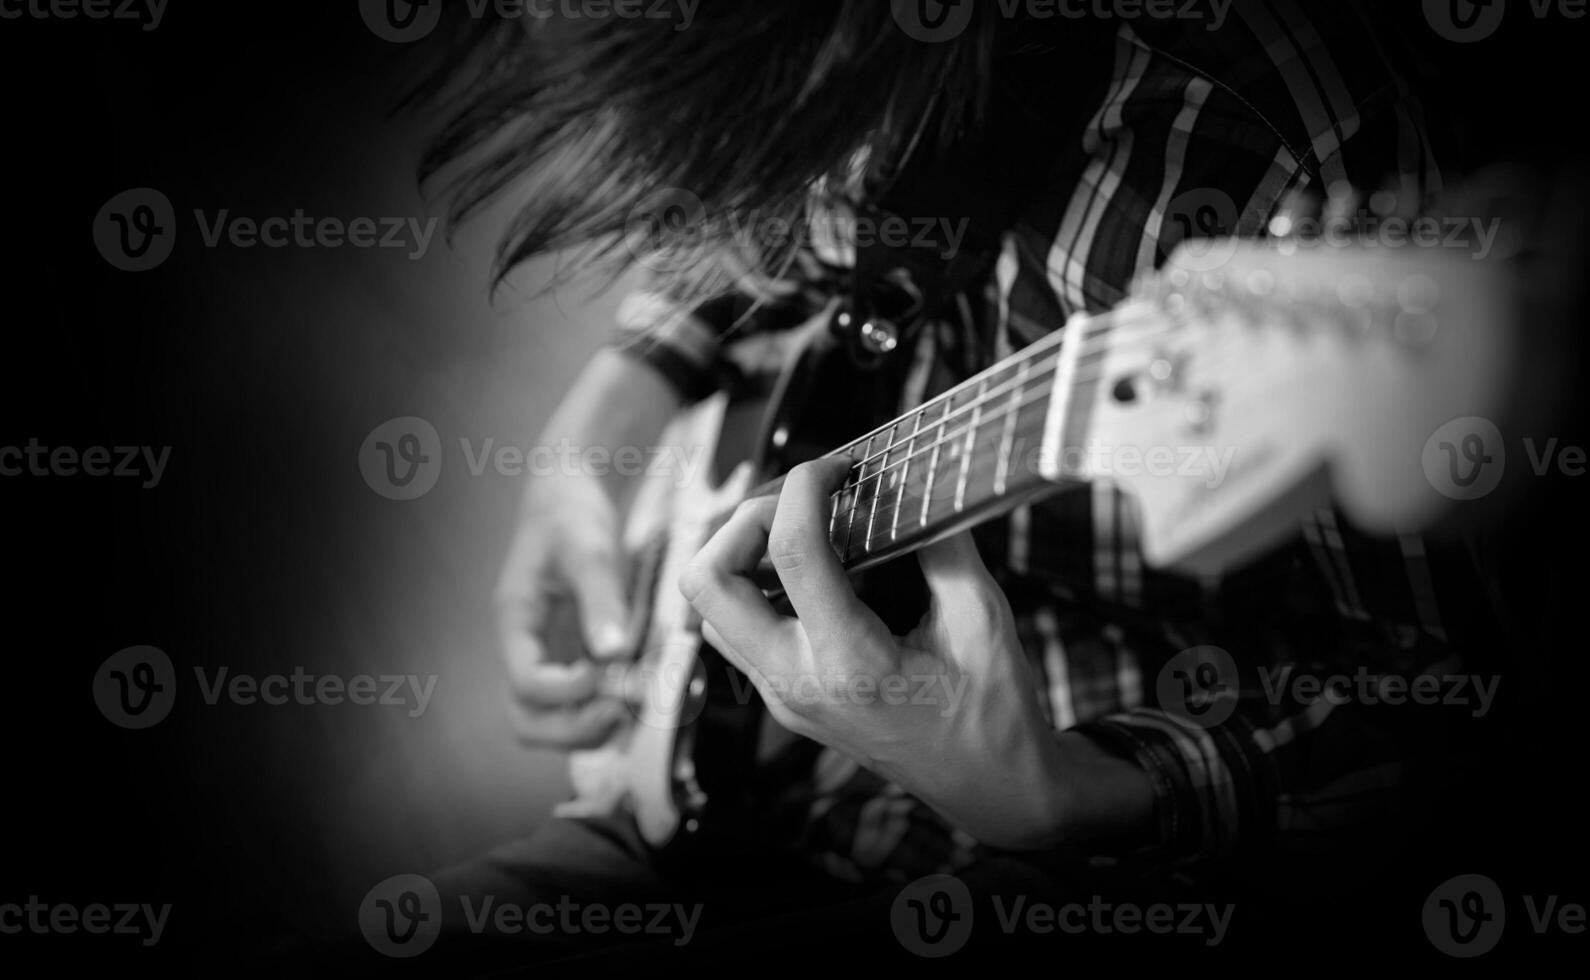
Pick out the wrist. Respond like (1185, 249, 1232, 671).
(1011, 731, 1157, 851)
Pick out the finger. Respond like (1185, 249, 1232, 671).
(701, 619, 765, 691)
(496, 594, 605, 707)
(916, 530, 998, 596)
(509, 694, 627, 750)
(917, 531, 1010, 656)
(562, 533, 635, 661)
(768, 458, 880, 651)
(680, 496, 799, 668)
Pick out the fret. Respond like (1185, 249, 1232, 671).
(890, 410, 925, 542)
(1038, 312, 1092, 483)
(994, 357, 1032, 495)
(953, 379, 990, 514)
(812, 324, 1075, 573)
(864, 426, 894, 555)
(918, 398, 953, 529)
(844, 436, 871, 560)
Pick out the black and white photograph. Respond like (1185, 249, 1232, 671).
(3, 0, 1588, 971)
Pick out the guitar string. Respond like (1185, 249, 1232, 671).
(829, 352, 1061, 473)
(815, 314, 1080, 468)
(831, 341, 1234, 548)
(827, 337, 1156, 504)
(834, 366, 1058, 501)
(833, 386, 1054, 542)
(825, 321, 1172, 491)
(835, 423, 1053, 562)
(824, 321, 1129, 475)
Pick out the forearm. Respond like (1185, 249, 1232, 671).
(974, 729, 1157, 853)
(533, 348, 683, 509)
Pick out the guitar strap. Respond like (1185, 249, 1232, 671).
(840, 31, 1106, 376)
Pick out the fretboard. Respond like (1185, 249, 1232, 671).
(817, 314, 1107, 573)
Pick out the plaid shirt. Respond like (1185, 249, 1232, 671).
(612, 1, 1501, 882)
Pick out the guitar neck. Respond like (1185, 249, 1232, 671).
(811, 312, 1114, 574)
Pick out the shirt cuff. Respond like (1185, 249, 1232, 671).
(611, 290, 723, 404)
(1072, 711, 1276, 863)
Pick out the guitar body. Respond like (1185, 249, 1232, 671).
(558, 391, 757, 848)
(562, 327, 912, 854)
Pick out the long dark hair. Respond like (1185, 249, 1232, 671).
(408, 2, 1001, 299)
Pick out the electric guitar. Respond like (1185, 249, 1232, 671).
(556, 232, 1530, 854)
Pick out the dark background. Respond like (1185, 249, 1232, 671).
(1, 1, 1587, 971)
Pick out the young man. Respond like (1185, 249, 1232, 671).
(413, 0, 1503, 962)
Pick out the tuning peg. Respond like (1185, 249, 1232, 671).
(1322, 180, 1365, 233)
(1268, 188, 1321, 241)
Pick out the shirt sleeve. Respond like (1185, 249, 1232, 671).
(610, 248, 837, 403)
(610, 282, 742, 405)
(1027, 11, 1484, 865)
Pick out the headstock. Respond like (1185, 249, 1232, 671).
(1072, 238, 1517, 576)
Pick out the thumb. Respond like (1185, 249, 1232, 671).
(564, 536, 635, 662)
